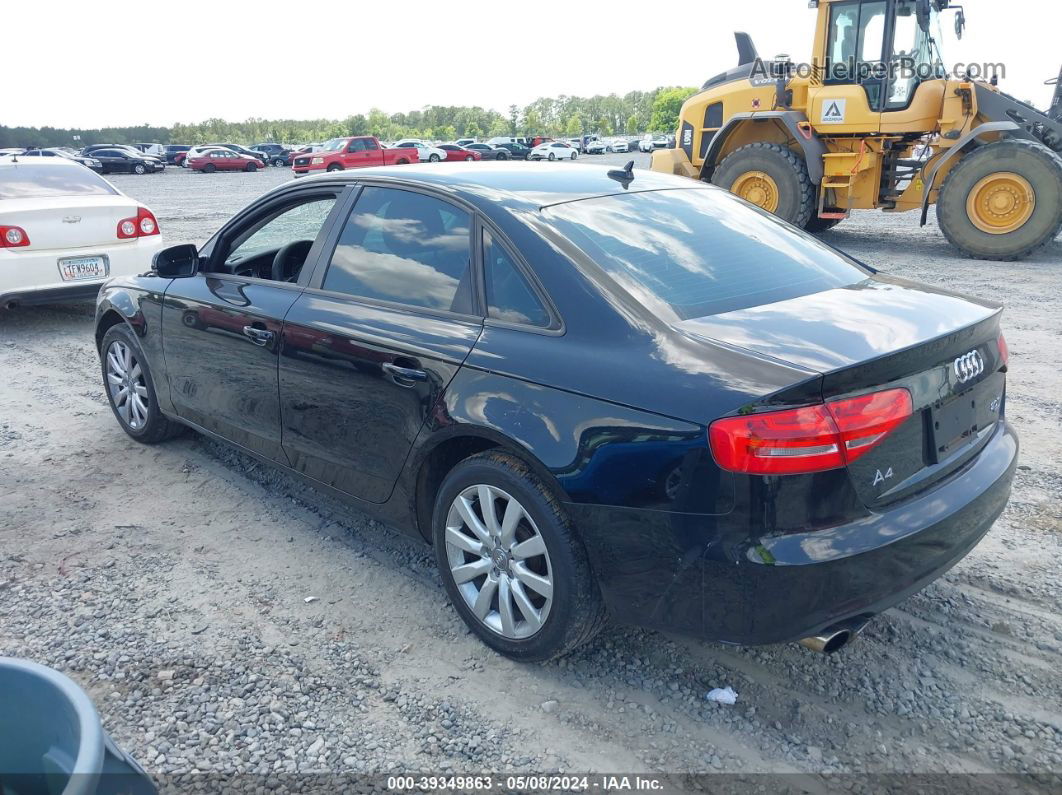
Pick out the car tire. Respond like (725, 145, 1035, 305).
(433, 451, 606, 662)
(245, 162, 258, 172)
(326, 163, 343, 172)
(465, 156, 474, 161)
(548, 152, 556, 161)
(570, 152, 577, 160)
(100, 324, 183, 444)
(133, 163, 146, 175)
(712, 142, 815, 228)
(428, 154, 440, 163)
(273, 157, 286, 167)
(496, 152, 509, 160)
(936, 139, 1062, 260)
(203, 163, 216, 173)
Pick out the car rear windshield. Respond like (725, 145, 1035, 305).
(543, 188, 870, 320)
(0, 163, 118, 199)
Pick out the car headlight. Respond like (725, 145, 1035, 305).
(311, 157, 323, 164)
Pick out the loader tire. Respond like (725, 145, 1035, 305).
(805, 216, 843, 233)
(712, 142, 815, 228)
(937, 139, 1062, 260)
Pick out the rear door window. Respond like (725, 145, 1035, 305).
(322, 187, 474, 314)
(543, 188, 869, 321)
(0, 163, 118, 198)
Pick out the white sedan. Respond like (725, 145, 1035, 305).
(611, 139, 630, 153)
(529, 142, 578, 161)
(391, 141, 448, 163)
(0, 157, 164, 309)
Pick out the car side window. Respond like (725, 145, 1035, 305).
(482, 228, 550, 327)
(322, 187, 474, 314)
(219, 196, 338, 278)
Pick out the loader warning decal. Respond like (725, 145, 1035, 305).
(820, 99, 847, 124)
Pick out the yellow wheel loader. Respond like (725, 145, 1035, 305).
(651, 0, 1062, 260)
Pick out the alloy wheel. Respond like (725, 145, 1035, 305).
(106, 340, 149, 430)
(444, 484, 553, 639)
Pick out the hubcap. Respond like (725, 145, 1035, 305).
(731, 170, 780, 213)
(444, 484, 553, 639)
(966, 172, 1036, 235)
(106, 340, 149, 430)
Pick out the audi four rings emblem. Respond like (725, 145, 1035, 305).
(953, 350, 984, 383)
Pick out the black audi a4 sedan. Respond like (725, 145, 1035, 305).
(94, 163, 1017, 661)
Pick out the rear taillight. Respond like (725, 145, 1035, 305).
(709, 388, 913, 475)
(0, 225, 30, 248)
(997, 332, 1009, 367)
(117, 207, 160, 239)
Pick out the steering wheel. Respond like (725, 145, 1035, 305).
(270, 240, 313, 282)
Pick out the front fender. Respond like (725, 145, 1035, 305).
(95, 278, 173, 413)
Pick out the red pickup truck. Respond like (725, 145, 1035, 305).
(291, 136, 414, 175)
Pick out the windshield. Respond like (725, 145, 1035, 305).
(544, 188, 870, 321)
(322, 138, 347, 152)
(0, 163, 118, 199)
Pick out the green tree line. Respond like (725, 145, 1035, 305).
(0, 87, 696, 149)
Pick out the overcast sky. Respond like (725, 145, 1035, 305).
(6, 0, 1057, 128)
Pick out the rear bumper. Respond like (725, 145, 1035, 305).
(0, 238, 164, 307)
(567, 419, 1018, 645)
(1, 281, 104, 307)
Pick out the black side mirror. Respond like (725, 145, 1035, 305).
(954, 7, 965, 39)
(153, 244, 199, 278)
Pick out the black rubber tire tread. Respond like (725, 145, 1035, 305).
(432, 451, 607, 662)
(805, 216, 844, 233)
(712, 142, 816, 228)
(936, 138, 1062, 260)
(100, 324, 183, 444)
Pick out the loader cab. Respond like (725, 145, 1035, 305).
(813, 0, 948, 130)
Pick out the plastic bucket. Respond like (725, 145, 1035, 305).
(0, 657, 155, 795)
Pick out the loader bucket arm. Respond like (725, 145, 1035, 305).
(1049, 66, 1062, 121)
(974, 83, 1062, 152)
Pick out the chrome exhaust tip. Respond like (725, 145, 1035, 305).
(798, 617, 870, 654)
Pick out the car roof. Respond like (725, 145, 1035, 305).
(0, 155, 83, 165)
(285, 162, 692, 211)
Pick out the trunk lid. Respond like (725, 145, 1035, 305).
(678, 276, 1007, 507)
(1, 195, 142, 251)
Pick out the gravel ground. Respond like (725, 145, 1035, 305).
(1, 156, 1060, 792)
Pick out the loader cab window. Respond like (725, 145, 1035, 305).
(825, 0, 888, 109)
(887, 0, 946, 109)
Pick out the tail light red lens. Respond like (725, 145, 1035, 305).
(0, 225, 30, 247)
(117, 207, 160, 239)
(997, 332, 1009, 367)
(709, 388, 913, 475)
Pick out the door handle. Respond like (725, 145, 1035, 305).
(382, 362, 428, 385)
(242, 325, 274, 346)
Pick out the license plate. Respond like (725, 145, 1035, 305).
(929, 373, 1003, 462)
(58, 256, 107, 281)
